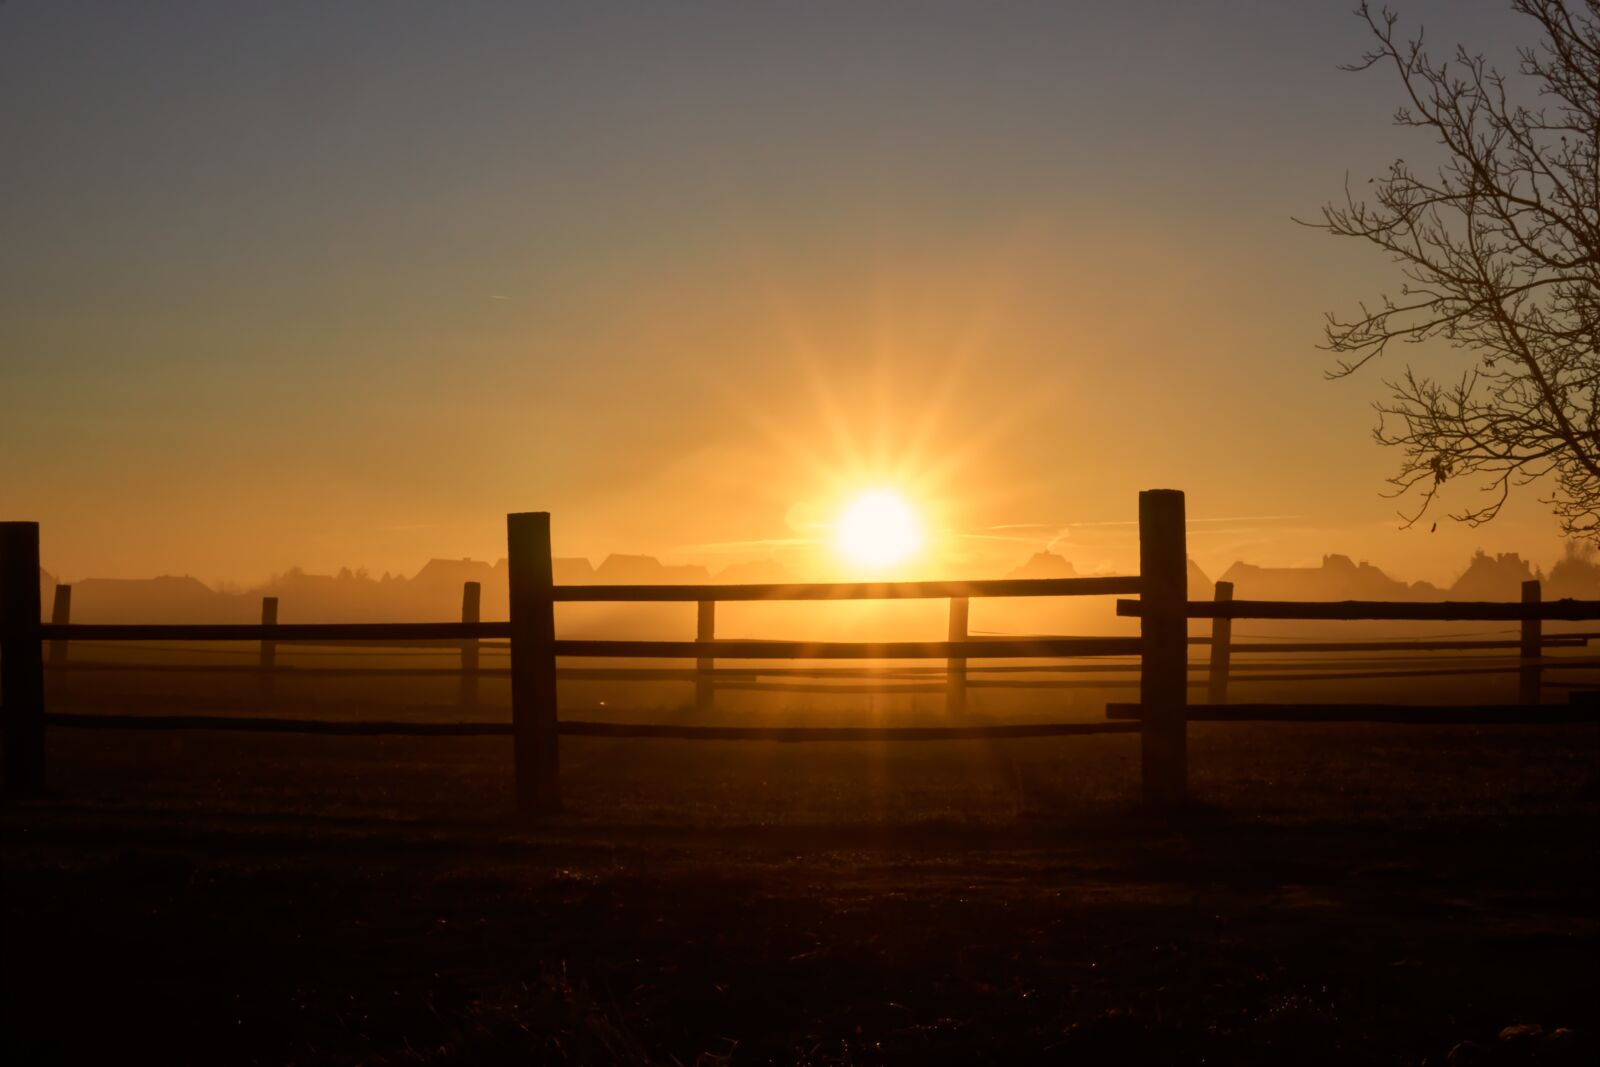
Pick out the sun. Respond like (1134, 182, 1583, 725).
(835, 490, 924, 569)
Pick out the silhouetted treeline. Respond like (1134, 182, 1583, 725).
(1219, 550, 1599, 603)
(35, 546, 1600, 625)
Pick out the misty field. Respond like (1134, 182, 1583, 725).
(4, 718, 1598, 1066)
(35, 620, 1600, 726)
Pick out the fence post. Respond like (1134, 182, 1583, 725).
(1138, 489, 1188, 811)
(946, 596, 969, 715)
(1207, 580, 1233, 704)
(459, 580, 481, 709)
(1520, 578, 1541, 705)
(696, 600, 715, 710)
(1, 522, 46, 796)
(49, 584, 71, 668)
(259, 596, 278, 701)
(508, 512, 559, 814)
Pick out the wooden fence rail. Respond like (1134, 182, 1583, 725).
(554, 576, 1142, 601)
(34, 628, 1140, 659)
(42, 712, 1142, 741)
(1116, 598, 1600, 621)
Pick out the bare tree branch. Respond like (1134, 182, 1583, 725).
(1308, 1, 1600, 541)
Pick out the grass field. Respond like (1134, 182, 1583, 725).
(3, 719, 1598, 1065)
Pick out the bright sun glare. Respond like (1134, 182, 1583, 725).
(835, 490, 923, 569)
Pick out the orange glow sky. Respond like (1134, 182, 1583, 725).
(1, 2, 1565, 587)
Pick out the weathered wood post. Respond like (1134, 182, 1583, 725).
(508, 512, 559, 814)
(259, 596, 278, 701)
(1, 522, 46, 796)
(946, 596, 969, 715)
(695, 599, 715, 711)
(1519, 578, 1542, 705)
(1138, 489, 1188, 811)
(459, 580, 481, 708)
(1207, 580, 1233, 705)
(49, 584, 71, 668)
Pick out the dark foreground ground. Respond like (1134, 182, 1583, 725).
(3, 722, 1598, 1065)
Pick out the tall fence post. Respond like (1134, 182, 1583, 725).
(1207, 580, 1233, 705)
(696, 600, 715, 711)
(1, 522, 46, 796)
(1520, 578, 1542, 705)
(508, 512, 559, 814)
(259, 596, 278, 702)
(946, 596, 969, 715)
(1138, 489, 1188, 811)
(49, 584, 71, 668)
(459, 580, 481, 709)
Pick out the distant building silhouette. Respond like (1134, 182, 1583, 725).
(72, 575, 245, 623)
(411, 558, 498, 592)
(593, 554, 710, 584)
(1547, 544, 1600, 600)
(1007, 550, 1211, 597)
(551, 557, 596, 584)
(1220, 554, 1436, 601)
(1446, 551, 1536, 601)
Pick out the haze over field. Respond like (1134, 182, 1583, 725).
(0, 1, 1566, 589)
(37, 543, 1600, 633)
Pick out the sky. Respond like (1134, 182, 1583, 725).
(0, 1, 1566, 587)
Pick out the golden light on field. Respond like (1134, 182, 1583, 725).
(834, 490, 924, 569)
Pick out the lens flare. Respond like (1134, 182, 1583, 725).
(835, 490, 923, 568)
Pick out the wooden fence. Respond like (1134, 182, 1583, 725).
(33, 612, 1596, 696)
(1108, 580, 1600, 721)
(6, 488, 1600, 815)
(0, 492, 1176, 812)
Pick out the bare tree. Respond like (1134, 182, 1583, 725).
(1312, 1, 1600, 539)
